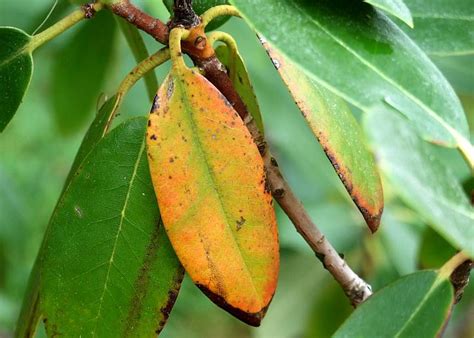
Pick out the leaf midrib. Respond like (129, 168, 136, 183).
(177, 71, 261, 305)
(92, 138, 146, 336)
(393, 277, 446, 337)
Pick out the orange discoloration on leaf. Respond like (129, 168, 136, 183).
(146, 64, 279, 325)
(262, 40, 383, 232)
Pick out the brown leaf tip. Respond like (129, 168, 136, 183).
(196, 284, 269, 327)
(360, 205, 383, 233)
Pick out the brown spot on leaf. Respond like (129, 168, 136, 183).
(236, 216, 246, 231)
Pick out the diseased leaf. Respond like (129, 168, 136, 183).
(364, 0, 413, 27)
(230, 0, 470, 149)
(18, 118, 184, 336)
(0, 27, 33, 131)
(147, 64, 279, 326)
(261, 41, 383, 232)
(215, 44, 264, 133)
(334, 270, 454, 337)
(365, 107, 474, 257)
(402, 0, 474, 56)
(51, 10, 116, 134)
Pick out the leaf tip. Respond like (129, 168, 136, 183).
(196, 283, 269, 327)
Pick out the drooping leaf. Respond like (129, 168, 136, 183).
(334, 270, 454, 337)
(215, 44, 264, 133)
(230, 0, 470, 149)
(261, 41, 383, 232)
(0, 27, 33, 131)
(51, 10, 116, 134)
(365, 107, 474, 257)
(18, 118, 184, 336)
(402, 0, 474, 56)
(147, 66, 279, 326)
(163, 0, 230, 30)
(364, 0, 413, 27)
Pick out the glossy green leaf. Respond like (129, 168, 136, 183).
(18, 118, 184, 336)
(230, 0, 469, 148)
(51, 10, 116, 134)
(261, 41, 383, 231)
(163, 0, 230, 30)
(0, 27, 32, 131)
(215, 44, 264, 133)
(334, 270, 454, 337)
(364, 0, 413, 27)
(402, 0, 474, 56)
(365, 107, 474, 257)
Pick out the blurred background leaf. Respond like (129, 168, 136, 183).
(50, 10, 117, 134)
(402, 0, 474, 56)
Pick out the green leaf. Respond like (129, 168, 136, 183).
(365, 107, 474, 257)
(364, 0, 413, 27)
(215, 44, 264, 133)
(334, 270, 454, 337)
(230, 0, 469, 148)
(51, 10, 116, 134)
(261, 41, 383, 232)
(18, 118, 184, 336)
(0, 27, 33, 131)
(402, 0, 474, 56)
(163, 0, 230, 30)
(419, 228, 458, 269)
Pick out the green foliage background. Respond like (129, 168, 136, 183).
(0, 0, 472, 337)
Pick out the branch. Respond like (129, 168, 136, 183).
(109, 0, 168, 44)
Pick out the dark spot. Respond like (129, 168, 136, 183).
(169, 157, 174, 163)
(148, 120, 151, 127)
(236, 216, 246, 231)
(238, 75, 244, 84)
(167, 79, 174, 99)
(270, 157, 278, 167)
(168, 176, 172, 180)
(150, 134, 157, 141)
(151, 94, 160, 112)
(273, 188, 285, 199)
(315, 252, 327, 269)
